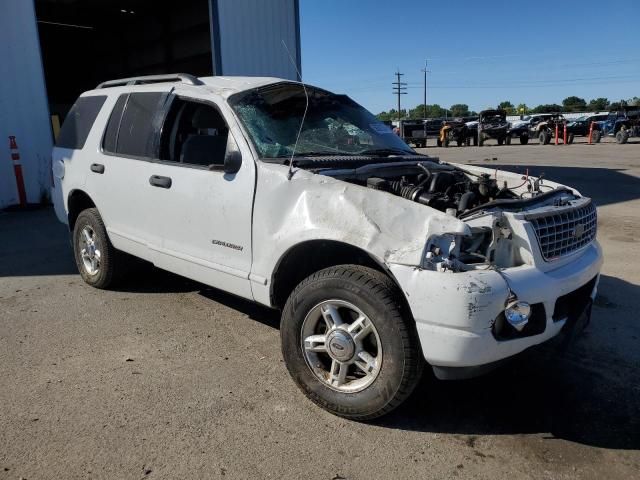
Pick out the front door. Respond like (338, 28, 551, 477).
(143, 90, 256, 300)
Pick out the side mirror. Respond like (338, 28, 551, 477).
(223, 149, 242, 174)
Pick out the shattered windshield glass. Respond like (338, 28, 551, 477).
(230, 83, 414, 158)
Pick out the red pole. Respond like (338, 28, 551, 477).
(8, 136, 27, 206)
(563, 124, 567, 144)
(588, 122, 594, 144)
(555, 124, 559, 145)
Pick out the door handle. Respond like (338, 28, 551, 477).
(149, 175, 172, 189)
(90, 163, 105, 174)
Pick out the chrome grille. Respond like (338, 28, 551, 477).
(526, 201, 597, 261)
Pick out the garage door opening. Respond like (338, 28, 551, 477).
(35, 0, 213, 120)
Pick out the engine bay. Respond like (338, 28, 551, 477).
(317, 158, 526, 216)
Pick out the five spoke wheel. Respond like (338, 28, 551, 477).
(79, 225, 101, 276)
(301, 300, 382, 393)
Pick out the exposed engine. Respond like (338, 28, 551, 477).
(360, 164, 519, 215)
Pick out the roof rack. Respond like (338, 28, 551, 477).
(96, 73, 204, 89)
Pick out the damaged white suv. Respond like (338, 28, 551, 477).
(52, 74, 602, 419)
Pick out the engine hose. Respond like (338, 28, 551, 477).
(458, 191, 476, 212)
(388, 180, 423, 201)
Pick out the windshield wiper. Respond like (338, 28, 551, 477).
(357, 148, 416, 157)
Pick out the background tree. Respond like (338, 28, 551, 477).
(562, 96, 587, 112)
(531, 103, 563, 113)
(588, 97, 608, 112)
(376, 109, 407, 121)
(608, 99, 627, 110)
(498, 101, 515, 115)
(628, 96, 640, 106)
(449, 104, 470, 117)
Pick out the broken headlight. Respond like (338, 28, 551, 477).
(422, 227, 492, 272)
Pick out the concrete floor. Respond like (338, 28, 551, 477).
(1, 139, 639, 479)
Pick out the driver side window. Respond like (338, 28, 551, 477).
(160, 98, 230, 168)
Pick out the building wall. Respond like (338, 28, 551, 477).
(213, 0, 301, 80)
(0, 0, 53, 208)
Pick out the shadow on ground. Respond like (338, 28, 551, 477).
(470, 164, 640, 208)
(129, 268, 640, 451)
(374, 273, 640, 451)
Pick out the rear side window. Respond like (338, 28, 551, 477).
(56, 95, 107, 149)
(103, 92, 166, 158)
(102, 92, 165, 158)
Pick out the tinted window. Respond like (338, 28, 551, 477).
(112, 92, 164, 158)
(102, 95, 128, 153)
(56, 95, 107, 149)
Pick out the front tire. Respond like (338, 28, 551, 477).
(73, 208, 125, 289)
(281, 265, 423, 420)
(520, 135, 529, 145)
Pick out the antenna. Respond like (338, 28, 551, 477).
(281, 39, 308, 180)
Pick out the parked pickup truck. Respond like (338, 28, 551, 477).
(51, 74, 602, 420)
(566, 114, 608, 143)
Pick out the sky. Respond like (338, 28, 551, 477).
(299, 0, 640, 114)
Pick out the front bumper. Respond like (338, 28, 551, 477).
(389, 241, 603, 372)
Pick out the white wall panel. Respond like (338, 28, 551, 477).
(0, 0, 53, 208)
(214, 0, 300, 80)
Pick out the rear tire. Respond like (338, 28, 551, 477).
(539, 131, 549, 145)
(497, 137, 504, 146)
(505, 135, 511, 145)
(616, 130, 628, 144)
(72, 208, 127, 289)
(281, 265, 424, 420)
(520, 135, 529, 145)
(567, 133, 574, 144)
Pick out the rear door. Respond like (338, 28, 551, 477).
(141, 88, 256, 299)
(86, 90, 168, 259)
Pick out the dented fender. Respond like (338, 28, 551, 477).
(249, 163, 470, 305)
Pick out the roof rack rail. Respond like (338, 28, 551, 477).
(96, 73, 203, 89)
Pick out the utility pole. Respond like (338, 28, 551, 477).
(421, 60, 429, 119)
(421, 60, 430, 147)
(392, 70, 407, 122)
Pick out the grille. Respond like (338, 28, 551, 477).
(527, 201, 597, 261)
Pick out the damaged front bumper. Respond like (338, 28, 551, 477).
(389, 241, 603, 379)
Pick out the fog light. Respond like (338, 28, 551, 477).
(504, 301, 531, 332)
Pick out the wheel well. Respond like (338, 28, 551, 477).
(67, 190, 96, 230)
(270, 240, 393, 310)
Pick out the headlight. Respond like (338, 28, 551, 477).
(504, 300, 531, 331)
(422, 228, 491, 271)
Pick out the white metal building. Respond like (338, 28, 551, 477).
(0, 0, 301, 209)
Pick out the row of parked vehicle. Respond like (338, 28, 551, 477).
(393, 105, 640, 147)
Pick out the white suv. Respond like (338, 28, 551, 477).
(52, 74, 602, 419)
